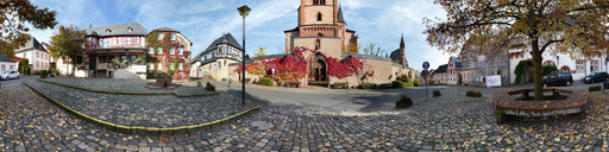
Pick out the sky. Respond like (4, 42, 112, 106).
(28, 0, 452, 71)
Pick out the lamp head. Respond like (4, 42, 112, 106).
(238, 5, 251, 17)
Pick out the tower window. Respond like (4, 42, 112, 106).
(313, 0, 319, 5)
(315, 39, 321, 50)
(317, 13, 322, 22)
(320, 0, 325, 5)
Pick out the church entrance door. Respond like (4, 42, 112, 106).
(309, 53, 328, 86)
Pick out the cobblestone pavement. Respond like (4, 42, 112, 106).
(26, 80, 256, 128)
(42, 78, 212, 96)
(3, 83, 609, 151)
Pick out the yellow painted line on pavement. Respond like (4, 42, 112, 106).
(24, 82, 260, 133)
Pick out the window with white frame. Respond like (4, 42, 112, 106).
(591, 60, 600, 72)
(576, 60, 585, 73)
(157, 63, 162, 70)
(170, 34, 175, 40)
(179, 63, 183, 70)
(158, 33, 164, 40)
(179, 48, 183, 56)
(170, 48, 175, 55)
(157, 47, 162, 55)
(149, 48, 154, 55)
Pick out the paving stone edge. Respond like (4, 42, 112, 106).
(37, 78, 219, 97)
(24, 81, 261, 133)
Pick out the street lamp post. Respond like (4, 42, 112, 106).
(238, 5, 251, 105)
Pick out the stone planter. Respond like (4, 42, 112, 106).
(332, 83, 348, 89)
(493, 88, 588, 123)
(284, 82, 300, 88)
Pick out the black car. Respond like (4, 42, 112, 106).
(543, 72, 573, 87)
(584, 72, 609, 84)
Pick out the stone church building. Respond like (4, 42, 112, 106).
(267, 0, 416, 88)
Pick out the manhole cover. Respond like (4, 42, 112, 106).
(250, 121, 274, 131)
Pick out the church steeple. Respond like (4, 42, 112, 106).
(399, 33, 407, 66)
(400, 33, 405, 49)
(338, 5, 345, 23)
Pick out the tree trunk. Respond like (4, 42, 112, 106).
(531, 38, 544, 101)
(71, 56, 76, 76)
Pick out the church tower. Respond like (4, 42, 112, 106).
(298, 0, 339, 37)
(285, 0, 358, 57)
(390, 34, 408, 67)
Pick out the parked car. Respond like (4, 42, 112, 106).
(542, 72, 573, 87)
(584, 72, 609, 84)
(0, 71, 20, 80)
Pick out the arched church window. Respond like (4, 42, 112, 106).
(315, 39, 321, 50)
(317, 13, 322, 22)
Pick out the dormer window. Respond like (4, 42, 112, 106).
(170, 34, 175, 40)
(158, 33, 164, 40)
(105, 29, 111, 34)
(127, 27, 133, 32)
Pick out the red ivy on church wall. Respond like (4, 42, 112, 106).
(237, 47, 364, 83)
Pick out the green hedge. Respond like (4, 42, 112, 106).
(40, 70, 49, 78)
(258, 77, 275, 86)
(359, 83, 374, 89)
(589, 85, 602, 92)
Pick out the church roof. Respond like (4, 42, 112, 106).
(390, 49, 402, 61)
(15, 37, 47, 53)
(338, 6, 346, 23)
(390, 34, 406, 63)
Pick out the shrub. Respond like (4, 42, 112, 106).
(466, 90, 482, 97)
(196, 80, 202, 87)
(395, 95, 413, 109)
(258, 77, 275, 86)
(205, 82, 216, 91)
(40, 70, 49, 78)
(589, 85, 602, 92)
(401, 81, 415, 88)
(433, 90, 441, 97)
(48, 67, 58, 77)
(379, 83, 393, 89)
(413, 77, 421, 87)
(392, 81, 403, 88)
(396, 75, 409, 83)
(359, 83, 374, 89)
(542, 64, 559, 76)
